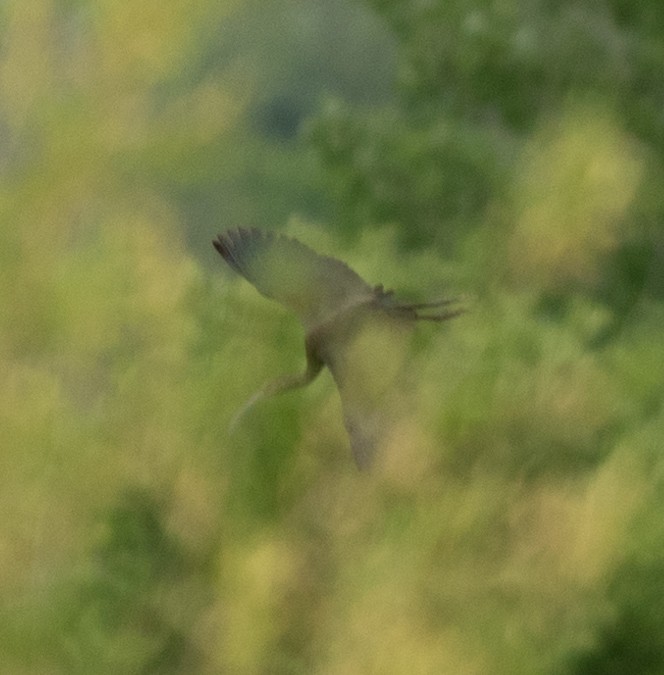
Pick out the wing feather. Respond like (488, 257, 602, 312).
(213, 228, 373, 329)
(315, 306, 412, 469)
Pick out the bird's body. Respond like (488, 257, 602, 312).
(213, 228, 461, 469)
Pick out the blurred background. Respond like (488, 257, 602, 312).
(1, 0, 663, 672)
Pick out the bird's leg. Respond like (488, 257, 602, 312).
(229, 351, 324, 433)
(391, 296, 465, 321)
(391, 297, 461, 310)
(415, 307, 466, 322)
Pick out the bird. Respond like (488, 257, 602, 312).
(213, 227, 462, 469)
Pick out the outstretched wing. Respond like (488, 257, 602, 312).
(213, 228, 373, 329)
(313, 305, 413, 469)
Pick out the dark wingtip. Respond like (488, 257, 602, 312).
(212, 236, 224, 255)
(213, 229, 243, 259)
(213, 228, 266, 278)
(212, 231, 237, 269)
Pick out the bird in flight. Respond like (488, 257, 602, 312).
(213, 228, 462, 469)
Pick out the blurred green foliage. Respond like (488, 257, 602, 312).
(0, 0, 663, 673)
